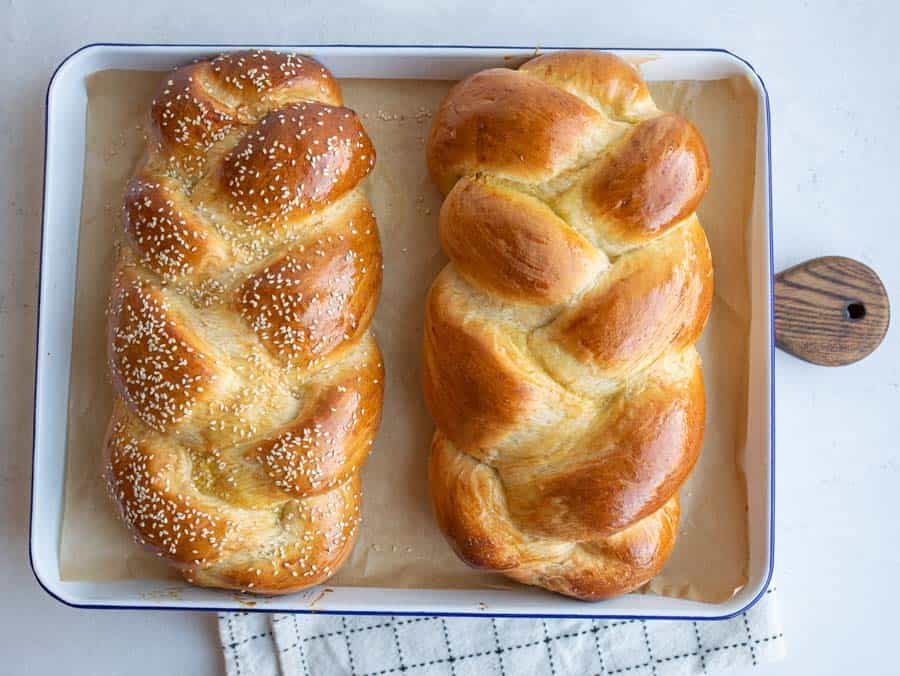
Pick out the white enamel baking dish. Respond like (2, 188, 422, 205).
(31, 44, 774, 619)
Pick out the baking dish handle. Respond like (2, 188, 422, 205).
(774, 256, 889, 366)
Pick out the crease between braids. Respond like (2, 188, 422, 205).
(424, 52, 714, 600)
(103, 50, 384, 594)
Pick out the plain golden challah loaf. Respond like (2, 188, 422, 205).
(103, 50, 383, 594)
(424, 51, 713, 600)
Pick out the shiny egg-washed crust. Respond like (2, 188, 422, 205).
(104, 50, 383, 594)
(424, 52, 713, 601)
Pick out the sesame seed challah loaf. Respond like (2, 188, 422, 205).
(103, 50, 383, 594)
(423, 51, 713, 600)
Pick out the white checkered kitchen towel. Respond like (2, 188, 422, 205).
(218, 586, 783, 675)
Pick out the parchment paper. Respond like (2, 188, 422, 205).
(60, 69, 757, 603)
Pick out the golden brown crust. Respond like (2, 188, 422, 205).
(531, 217, 713, 388)
(502, 349, 705, 541)
(149, 62, 238, 179)
(429, 433, 681, 600)
(105, 403, 229, 567)
(252, 352, 384, 498)
(426, 68, 605, 194)
(519, 51, 657, 121)
(578, 114, 710, 249)
(188, 476, 363, 592)
(106, 266, 219, 433)
(422, 269, 548, 452)
(236, 202, 381, 370)
(424, 51, 712, 601)
(122, 175, 229, 280)
(150, 51, 341, 180)
(439, 177, 605, 304)
(104, 50, 382, 594)
(221, 102, 375, 226)
(208, 50, 342, 108)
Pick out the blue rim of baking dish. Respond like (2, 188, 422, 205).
(31, 43, 775, 621)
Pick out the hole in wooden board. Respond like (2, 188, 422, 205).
(846, 302, 866, 320)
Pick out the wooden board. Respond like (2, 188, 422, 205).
(775, 256, 889, 366)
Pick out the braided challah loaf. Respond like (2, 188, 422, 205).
(424, 52, 712, 600)
(103, 50, 383, 593)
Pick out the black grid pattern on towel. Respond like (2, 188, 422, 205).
(219, 587, 782, 676)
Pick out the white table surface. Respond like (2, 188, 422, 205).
(3, 0, 898, 673)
